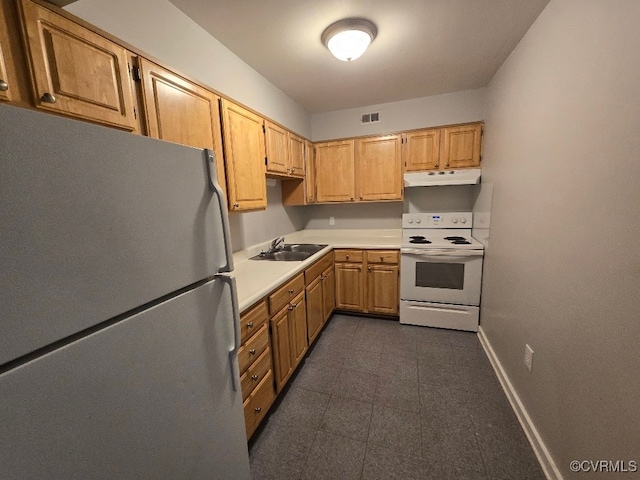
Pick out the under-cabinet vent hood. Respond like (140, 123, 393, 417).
(404, 168, 481, 187)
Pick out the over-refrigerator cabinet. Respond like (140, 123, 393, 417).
(0, 105, 251, 479)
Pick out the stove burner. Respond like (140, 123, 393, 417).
(409, 235, 432, 244)
(444, 236, 467, 241)
(450, 240, 471, 245)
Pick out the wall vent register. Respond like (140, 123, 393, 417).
(360, 112, 380, 124)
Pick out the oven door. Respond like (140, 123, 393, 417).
(400, 248, 483, 306)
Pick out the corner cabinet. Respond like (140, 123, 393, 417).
(220, 99, 267, 211)
(18, 0, 138, 131)
(355, 134, 403, 201)
(138, 58, 226, 196)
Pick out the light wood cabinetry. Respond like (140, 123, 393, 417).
(238, 300, 275, 440)
(304, 252, 334, 344)
(366, 250, 400, 315)
(355, 134, 403, 201)
(335, 249, 399, 316)
(18, 0, 137, 131)
(304, 140, 316, 203)
(288, 132, 305, 176)
(264, 120, 289, 175)
(220, 99, 267, 211)
(403, 123, 482, 172)
(403, 128, 441, 171)
(315, 140, 356, 202)
(268, 274, 307, 393)
(441, 123, 482, 169)
(138, 58, 226, 195)
(0, 0, 29, 104)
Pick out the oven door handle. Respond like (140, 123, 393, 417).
(401, 248, 484, 258)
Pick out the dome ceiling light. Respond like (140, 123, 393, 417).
(321, 18, 377, 62)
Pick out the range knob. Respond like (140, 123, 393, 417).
(408, 218, 414, 224)
(416, 218, 422, 224)
(452, 217, 459, 224)
(460, 217, 467, 224)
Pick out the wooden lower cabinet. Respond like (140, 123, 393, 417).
(304, 252, 335, 344)
(289, 291, 308, 365)
(322, 265, 335, 322)
(306, 276, 324, 344)
(335, 249, 399, 316)
(238, 300, 275, 440)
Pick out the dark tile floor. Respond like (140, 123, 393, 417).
(248, 314, 545, 480)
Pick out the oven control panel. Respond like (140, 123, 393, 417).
(403, 212, 472, 228)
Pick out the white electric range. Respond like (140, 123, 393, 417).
(400, 212, 484, 332)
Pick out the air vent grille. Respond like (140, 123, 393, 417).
(360, 112, 381, 125)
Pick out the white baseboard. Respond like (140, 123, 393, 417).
(477, 326, 563, 480)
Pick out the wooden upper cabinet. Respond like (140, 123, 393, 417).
(264, 120, 289, 175)
(220, 99, 267, 211)
(138, 58, 226, 196)
(403, 128, 441, 171)
(355, 134, 402, 201)
(304, 140, 316, 203)
(288, 133, 305, 177)
(315, 139, 355, 203)
(441, 123, 482, 169)
(18, 0, 137, 131)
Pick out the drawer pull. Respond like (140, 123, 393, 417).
(0, 79, 8, 92)
(249, 349, 256, 355)
(288, 288, 294, 294)
(41, 92, 56, 104)
(246, 321, 254, 328)
(254, 407, 262, 413)
(380, 256, 384, 261)
(251, 374, 259, 381)
(346, 254, 349, 260)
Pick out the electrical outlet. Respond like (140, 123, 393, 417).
(329, 216, 335, 226)
(524, 344, 534, 372)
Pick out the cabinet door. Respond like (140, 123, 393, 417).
(441, 123, 482, 169)
(270, 307, 293, 393)
(322, 265, 335, 323)
(265, 120, 289, 175)
(367, 264, 399, 315)
(304, 140, 316, 203)
(290, 291, 308, 366)
(18, 0, 136, 130)
(315, 140, 355, 202)
(355, 134, 402, 201)
(288, 133, 305, 177)
(220, 99, 267, 211)
(306, 276, 323, 345)
(138, 58, 226, 196)
(335, 263, 364, 311)
(403, 128, 441, 171)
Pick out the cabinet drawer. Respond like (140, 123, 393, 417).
(244, 370, 276, 439)
(240, 347, 272, 401)
(269, 273, 304, 315)
(237, 323, 269, 374)
(240, 300, 268, 344)
(304, 252, 333, 285)
(366, 250, 399, 264)
(334, 249, 363, 263)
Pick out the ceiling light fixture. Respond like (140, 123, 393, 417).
(321, 18, 377, 62)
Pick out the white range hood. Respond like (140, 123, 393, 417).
(404, 168, 481, 187)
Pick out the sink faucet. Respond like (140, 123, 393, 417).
(269, 236, 285, 252)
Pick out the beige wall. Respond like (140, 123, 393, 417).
(481, 0, 640, 477)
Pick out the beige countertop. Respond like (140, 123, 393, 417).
(231, 229, 401, 312)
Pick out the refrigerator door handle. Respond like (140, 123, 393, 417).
(204, 149, 234, 273)
(216, 274, 242, 391)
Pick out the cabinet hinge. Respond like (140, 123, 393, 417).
(265, 157, 268, 166)
(133, 106, 137, 120)
(128, 63, 142, 83)
(262, 124, 266, 133)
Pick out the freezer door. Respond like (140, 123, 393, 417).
(0, 278, 250, 480)
(0, 105, 232, 365)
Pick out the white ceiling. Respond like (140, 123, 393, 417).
(170, 1, 548, 114)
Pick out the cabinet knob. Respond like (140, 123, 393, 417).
(249, 349, 256, 355)
(358, 266, 362, 271)
(288, 288, 294, 294)
(255, 407, 262, 413)
(368, 266, 371, 271)
(0, 79, 8, 92)
(246, 321, 254, 328)
(41, 92, 56, 104)
(350, 197, 354, 201)
(359, 195, 363, 200)
(380, 256, 384, 261)
(434, 163, 439, 168)
(251, 374, 259, 381)
(445, 162, 450, 167)
(346, 255, 349, 260)
(233, 203, 239, 208)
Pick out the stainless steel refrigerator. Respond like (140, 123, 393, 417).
(0, 105, 251, 479)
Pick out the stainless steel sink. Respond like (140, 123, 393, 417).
(250, 244, 327, 261)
